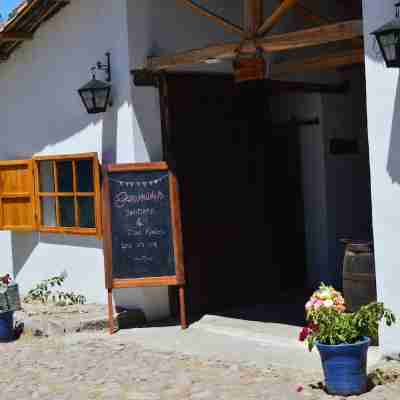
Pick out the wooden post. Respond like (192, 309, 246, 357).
(179, 286, 188, 329)
(244, 0, 263, 37)
(108, 289, 115, 334)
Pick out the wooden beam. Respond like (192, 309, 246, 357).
(147, 20, 363, 71)
(244, 0, 263, 36)
(289, 2, 362, 48)
(0, 32, 33, 41)
(293, 3, 331, 26)
(267, 80, 350, 94)
(258, 0, 298, 36)
(271, 48, 364, 76)
(176, 0, 244, 35)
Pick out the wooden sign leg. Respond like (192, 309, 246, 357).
(179, 286, 188, 330)
(108, 289, 116, 334)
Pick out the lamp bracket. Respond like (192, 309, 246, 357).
(94, 52, 111, 82)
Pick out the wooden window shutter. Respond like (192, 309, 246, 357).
(0, 160, 37, 231)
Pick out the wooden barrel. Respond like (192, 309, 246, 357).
(342, 241, 377, 313)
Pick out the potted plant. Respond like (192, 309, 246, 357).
(299, 283, 396, 396)
(0, 274, 21, 342)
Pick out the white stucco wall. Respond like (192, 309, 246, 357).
(363, 0, 400, 356)
(0, 0, 169, 319)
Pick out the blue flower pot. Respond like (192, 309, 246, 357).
(316, 337, 370, 396)
(0, 312, 14, 342)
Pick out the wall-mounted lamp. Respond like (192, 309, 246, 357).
(78, 52, 112, 114)
(372, 3, 400, 68)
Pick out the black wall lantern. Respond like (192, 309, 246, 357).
(372, 3, 400, 68)
(78, 52, 112, 114)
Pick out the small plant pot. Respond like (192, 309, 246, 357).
(0, 283, 21, 313)
(0, 311, 14, 342)
(316, 337, 370, 396)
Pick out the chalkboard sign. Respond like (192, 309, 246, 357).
(102, 162, 186, 332)
(109, 170, 176, 279)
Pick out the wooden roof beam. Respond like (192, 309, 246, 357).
(147, 19, 363, 71)
(258, 0, 298, 36)
(271, 48, 364, 76)
(292, 2, 331, 26)
(176, 0, 244, 36)
(0, 32, 33, 41)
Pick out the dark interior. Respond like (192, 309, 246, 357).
(162, 73, 308, 325)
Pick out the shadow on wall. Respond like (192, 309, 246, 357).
(11, 232, 102, 279)
(387, 78, 400, 184)
(38, 233, 102, 249)
(11, 232, 39, 278)
(101, 97, 118, 165)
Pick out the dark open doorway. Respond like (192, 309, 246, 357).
(159, 72, 308, 325)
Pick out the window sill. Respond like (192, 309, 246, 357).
(39, 226, 101, 237)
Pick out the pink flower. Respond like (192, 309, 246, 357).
(336, 296, 345, 305)
(314, 300, 324, 310)
(299, 327, 311, 342)
(1, 274, 11, 285)
(305, 301, 313, 310)
(296, 385, 304, 393)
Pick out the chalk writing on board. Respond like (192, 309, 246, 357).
(125, 208, 155, 217)
(113, 190, 165, 208)
(109, 170, 176, 279)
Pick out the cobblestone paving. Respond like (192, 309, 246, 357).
(1, 332, 399, 400)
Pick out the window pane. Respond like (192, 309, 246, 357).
(76, 160, 94, 192)
(94, 88, 109, 110)
(80, 90, 94, 111)
(78, 197, 95, 228)
(57, 161, 73, 192)
(41, 197, 57, 227)
(59, 197, 75, 227)
(39, 161, 55, 192)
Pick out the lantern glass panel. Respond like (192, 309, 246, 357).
(80, 90, 94, 111)
(94, 88, 109, 110)
(381, 32, 398, 61)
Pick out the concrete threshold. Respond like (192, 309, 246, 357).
(117, 314, 383, 372)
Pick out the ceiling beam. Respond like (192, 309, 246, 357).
(0, 32, 33, 41)
(292, 2, 331, 26)
(244, 0, 263, 36)
(271, 48, 364, 76)
(258, 0, 298, 36)
(147, 19, 363, 71)
(176, 0, 244, 36)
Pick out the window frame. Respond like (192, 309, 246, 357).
(33, 153, 102, 237)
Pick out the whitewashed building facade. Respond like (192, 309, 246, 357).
(0, 0, 399, 355)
